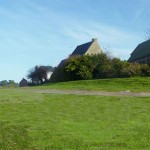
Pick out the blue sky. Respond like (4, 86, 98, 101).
(0, 0, 150, 82)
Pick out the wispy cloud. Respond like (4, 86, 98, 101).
(0, 0, 150, 82)
(61, 21, 142, 59)
(0, 0, 143, 61)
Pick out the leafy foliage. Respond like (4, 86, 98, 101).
(27, 65, 54, 84)
(65, 56, 93, 80)
(50, 53, 150, 82)
(0, 80, 18, 87)
(0, 80, 8, 86)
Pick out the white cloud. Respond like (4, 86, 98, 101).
(61, 21, 142, 60)
(0, 0, 144, 62)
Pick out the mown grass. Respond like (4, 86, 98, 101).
(0, 122, 31, 150)
(0, 89, 150, 149)
(33, 77, 150, 92)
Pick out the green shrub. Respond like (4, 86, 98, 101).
(65, 56, 93, 80)
(121, 63, 141, 77)
(140, 64, 150, 76)
(50, 52, 150, 82)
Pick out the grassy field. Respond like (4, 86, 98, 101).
(0, 88, 150, 149)
(33, 77, 150, 92)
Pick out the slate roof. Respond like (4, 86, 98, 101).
(70, 41, 93, 56)
(19, 78, 28, 87)
(57, 38, 101, 67)
(58, 59, 67, 67)
(128, 39, 150, 62)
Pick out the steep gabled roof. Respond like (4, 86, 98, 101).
(20, 78, 28, 83)
(71, 41, 92, 56)
(58, 59, 67, 67)
(57, 38, 102, 67)
(128, 39, 150, 62)
(19, 78, 28, 87)
(70, 38, 102, 56)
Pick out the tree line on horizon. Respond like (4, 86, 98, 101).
(0, 80, 18, 87)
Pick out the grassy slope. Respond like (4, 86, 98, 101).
(0, 89, 150, 149)
(34, 77, 150, 92)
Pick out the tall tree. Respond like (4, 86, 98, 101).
(27, 65, 54, 84)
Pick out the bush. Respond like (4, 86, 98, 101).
(140, 64, 150, 76)
(50, 53, 150, 82)
(65, 56, 93, 80)
(121, 63, 141, 77)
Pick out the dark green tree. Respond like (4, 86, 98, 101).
(27, 66, 53, 84)
(8, 80, 18, 87)
(1, 80, 8, 86)
(65, 56, 93, 80)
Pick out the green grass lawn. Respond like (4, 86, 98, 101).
(0, 89, 150, 149)
(33, 77, 150, 92)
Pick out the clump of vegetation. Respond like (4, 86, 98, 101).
(50, 53, 150, 82)
(27, 65, 54, 85)
(0, 80, 18, 87)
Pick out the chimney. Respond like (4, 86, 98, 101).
(92, 38, 97, 42)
